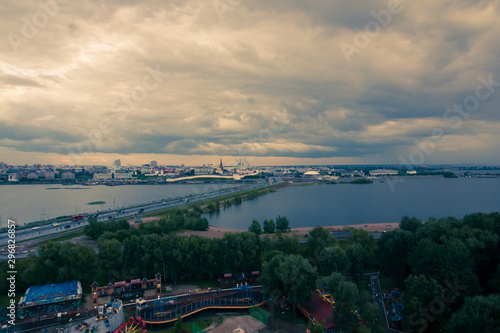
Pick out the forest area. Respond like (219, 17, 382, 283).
(1, 212, 499, 332)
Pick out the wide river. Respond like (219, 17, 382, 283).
(1, 177, 499, 228)
(0, 182, 237, 225)
(207, 177, 500, 229)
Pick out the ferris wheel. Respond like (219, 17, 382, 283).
(115, 316, 147, 333)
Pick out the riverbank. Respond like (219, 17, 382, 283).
(178, 222, 399, 239)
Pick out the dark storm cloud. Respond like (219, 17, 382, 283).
(0, 0, 499, 164)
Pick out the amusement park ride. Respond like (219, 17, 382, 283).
(115, 316, 147, 333)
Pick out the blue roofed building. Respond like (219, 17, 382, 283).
(17, 280, 82, 319)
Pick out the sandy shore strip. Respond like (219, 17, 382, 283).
(130, 216, 399, 238)
(178, 222, 399, 239)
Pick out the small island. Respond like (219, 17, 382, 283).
(87, 201, 106, 205)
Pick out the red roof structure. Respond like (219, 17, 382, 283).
(297, 292, 337, 330)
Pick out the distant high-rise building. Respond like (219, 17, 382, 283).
(150, 160, 158, 167)
(114, 159, 121, 167)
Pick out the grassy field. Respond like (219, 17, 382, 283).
(27, 231, 85, 248)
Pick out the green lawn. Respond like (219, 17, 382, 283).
(193, 316, 216, 329)
(28, 231, 85, 248)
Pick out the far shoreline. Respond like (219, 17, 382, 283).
(175, 222, 400, 239)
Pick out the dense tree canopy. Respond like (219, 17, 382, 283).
(445, 294, 500, 332)
(261, 254, 317, 318)
(3, 211, 499, 333)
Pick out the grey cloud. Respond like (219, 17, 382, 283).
(0, 74, 43, 87)
(0, 0, 499, 164)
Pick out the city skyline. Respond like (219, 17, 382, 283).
(1, 1, 500, 166)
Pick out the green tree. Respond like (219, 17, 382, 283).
(305, 226, 335, 260)
(122, 235, 143, 279)
(488, 260, 500, 292)
(415, 217, 461, 243)
(275, 215, 290, 232)
(335, 280, 360, 328)
(84, 218, 105, 239)
(320, 272, 360, 329)
(220, 232, 261, 273)
(361, 302, 384, 333)
(345, 243, 370, 280)
(307, 320, 327, 333)
(318, 246, 350, 276)
(234, 195, 242, 204)
(107, 219, 130, 233)
(261, 254, 317, 318)
(408, 237, 480, 294)
(463, 212, 500, 235)
(263, 219, 276, 234)
(405, 274, 448, 332)
(260, 252, 286, 305)
(275, 231, 301, 255)
(97, 238, 123, 282)
(449, 225, 499, 291)
(277, 254, 318, 318)
(399, 216, 423, 234)
(445, 294, 500, 332)
(319, 272, 346, 293)
(249, 219, 262, 235)
(347, 228, 376, 258)
(377, 229, 415, 286)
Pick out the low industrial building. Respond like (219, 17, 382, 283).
(370, 169, 398, 176)
(91, 273, 162, 306)
(218, 271, 260, 288)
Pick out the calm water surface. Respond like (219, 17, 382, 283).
(207, 177, 500, 229)
(0, 183, 235, 225)
(1, 178, 499, 228)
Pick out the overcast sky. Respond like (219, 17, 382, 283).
(1, 0, 499, 166)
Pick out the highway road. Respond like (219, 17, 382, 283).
(0, 179, 280, 248)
